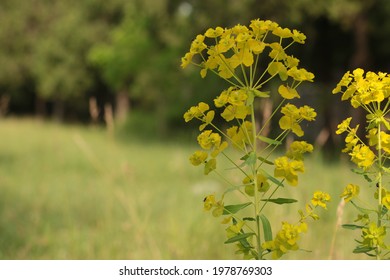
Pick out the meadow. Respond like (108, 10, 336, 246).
(0, 118, 368, 259)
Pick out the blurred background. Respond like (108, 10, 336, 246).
(0, 0, 389, 259)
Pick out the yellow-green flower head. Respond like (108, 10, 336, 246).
(382, 190, 390, 209)
(286, 141, 313, 160)
(205, 26, 224, 38)
(242, 174, 270, 196)
(226, 121, 253, 149)
(287, 67, 314, 82)
(362, 223, 386, 248)
(226, 220, 245, 238)
(299, 105, 317, 121)
(340, 184, 360, 202)
(336, 117, 352, 134)
(190, 34, 207, 54)
(263, 222, 307, 259)
(197, 130, 221, 150)
(278, 84, 300, 99)
(189, 151, 208, 166)
(183, 102, 209, 122)
(349, 144, 376, 170)
(274, 156, 304, 186)
(203, 194, 216, 211)
(279, 104, 304, 137)
(311, 191, 331, 209)
(214, 88, 231, 108)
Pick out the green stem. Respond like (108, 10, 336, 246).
(377, 123, 383, 260)
(250, 103, 262, 260)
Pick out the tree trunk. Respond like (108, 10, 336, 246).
(115, 90, 130, 123)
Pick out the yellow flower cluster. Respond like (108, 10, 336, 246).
(262, 222, 307, 259)
(340, 183, 360, 202)
(242, 173, 270, 196)
(279, 104, 317, 137)
(333, 68, 390, 109)
(181, 19, 314, 95)
(263, 190, 330, 259)
(203, 194, 224, 217)
(333, 69, 390, 170)
(274, 141, 313, 186)
(361, 223, 387, 249)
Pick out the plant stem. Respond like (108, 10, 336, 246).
(377, 122, 383, 260)
(250, 102, 263, 259)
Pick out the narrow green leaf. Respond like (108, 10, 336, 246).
(342, 224, 364, 230)
(240, 152, 257, 167)
(257, 135, 282, 145)
(253, 89, 270, 98)
(351, 201, 375, 214)
(261, 198, 298, 205)
(224, 232, 255, 244)
(260, 170, 284, 187)
(259, 214, 273, 242)
(223, 202, 252, 215)
(353, 246, 375, 254)
(257, 156, 274, 165)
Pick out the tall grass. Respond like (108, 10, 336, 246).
(0, 118, 366, 259)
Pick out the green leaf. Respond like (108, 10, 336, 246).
(261, 198, 298, 205)
(353, 246, 375, 254)
(243, 217, 256, 222)
(259, 214, 272, 242)
(240, 152, 257, 167)
(351, 200, 375, 214)
(223, 202, 252, 215)
(260, 170, 284, 187)
(253, 89, 270, 98)
(342, 224, 364, 230)
(257, 156, 274, 165)
(257, 135, 282, 146)
(224, 232, 255, 244)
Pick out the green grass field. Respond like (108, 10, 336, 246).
(0, 118, 370, 259)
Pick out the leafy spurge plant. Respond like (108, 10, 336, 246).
(182, 19, 330, 260)
(333, 68, 390, 259)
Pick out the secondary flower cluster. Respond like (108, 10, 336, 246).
(263, 191, 330, 259)
(334, 69, 390, 204)
(334, 68, 390, 258)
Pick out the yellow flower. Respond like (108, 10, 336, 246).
(286, 141, 313, 160)
(190, 34, 207, 54)
(221, 104, 249, 121)
(262, 221, 306, 259)
(349, 144, 376, 169)
(226, 121, 252, 149)
(205, 26, 224, 38)
(203, 194, 216, 211)
(274, 156, 304, 186)
(197, 130, 221, 150)
(242, 174, 270, 196)
(362, 223, 386, 248)
(382, 191, 390, 209)
(278, 84, 300, 99)
(336, 117, 352, 134)
(183, 102, 209, 122)
(311, 191, 331, 209)
(181, 52, 194, 68)
(299, 105, 316, 121)
(214, 89, 230, 107)
(189, 151, 208, 166)
(340, 184, 360, 202)
(332, 71, 352, 94)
